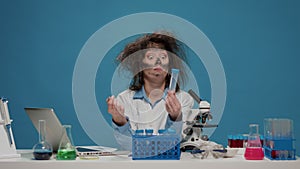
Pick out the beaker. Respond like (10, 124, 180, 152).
(264, 118, 293, 139)
(244, 124, 264, 160)
(32, 120, 53, 160)
(56, 125, 77, 160)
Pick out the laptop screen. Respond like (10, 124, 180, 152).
(25, 107, 64, 152)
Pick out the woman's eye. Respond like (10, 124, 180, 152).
(160, 54, 166, 59)
(147, 55, 154, 59)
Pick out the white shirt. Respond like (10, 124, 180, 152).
(112, 87, 194, 150)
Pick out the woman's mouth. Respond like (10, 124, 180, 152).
(153, 66, 163, 71)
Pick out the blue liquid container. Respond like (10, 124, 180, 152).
(145, 129, 154, 136)
(135, 129, 144, 135)
(32, 120, 53, 160)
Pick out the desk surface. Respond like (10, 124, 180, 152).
(0, 150, 299, 169)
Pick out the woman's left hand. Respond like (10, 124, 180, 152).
(165, 91, 182, 121)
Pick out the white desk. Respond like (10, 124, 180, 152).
(0, 150, 299, 169)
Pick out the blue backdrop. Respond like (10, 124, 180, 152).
(0, 0, 299, 156)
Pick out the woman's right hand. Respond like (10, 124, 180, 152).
(106, 95, 127, 126)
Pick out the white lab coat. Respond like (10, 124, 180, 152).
(111, 88, 194, 150)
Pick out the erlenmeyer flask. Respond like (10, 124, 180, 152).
(56, 125, 77, 160)
(32, 120, 53, 160)
(244, 124, 264, 160)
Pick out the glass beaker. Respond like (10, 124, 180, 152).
(244, 124, 264, 160)
(56, 125, 77, 160)
(32, 120, 53, 160)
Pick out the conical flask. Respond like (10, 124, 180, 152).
(244, 124, 264, 160)
(56, 125, 77, 160)
(32, 120, 53, 160)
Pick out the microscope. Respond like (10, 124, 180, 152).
(180, 89, 220, 152)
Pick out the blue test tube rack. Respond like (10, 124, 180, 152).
(132, 129, 181, 160)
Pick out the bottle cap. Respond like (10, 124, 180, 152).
(158, 129, 166, 134)
(135, 129, 144, 135)
(171, 68, 179, 73)
(145, 129, 154, 134)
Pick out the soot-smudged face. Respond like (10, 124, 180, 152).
(142, 48, 169, 76)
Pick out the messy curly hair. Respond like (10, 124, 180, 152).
(117, 31, 187, 92)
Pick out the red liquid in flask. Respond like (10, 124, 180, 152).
(244, 147, 264, 160)
(244, 124, 264, 160)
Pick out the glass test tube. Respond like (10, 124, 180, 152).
(169, 69, 179, 92)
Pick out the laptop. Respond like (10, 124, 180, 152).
(25, 107, 122, 156)
(24, 107, 64, 152)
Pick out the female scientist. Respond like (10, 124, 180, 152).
(106, 31, 194, 150)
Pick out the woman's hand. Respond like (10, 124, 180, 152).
(106, 95, 127, 126)
(165, 91, 182, 121)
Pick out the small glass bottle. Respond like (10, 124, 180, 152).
(32, 120, 53, 160)
(158, 129, 166, 135)
(135, 129, 144, 136)
(56, 125, 77, 160)
(145, 129, 154, 136)
(244, 124, 264, 160)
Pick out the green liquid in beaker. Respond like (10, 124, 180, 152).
(56, 149, 77, 160)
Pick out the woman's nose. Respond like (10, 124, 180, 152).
(155, 57, 162, 65)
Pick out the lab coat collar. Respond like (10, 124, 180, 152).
(133, 86, 168, 104)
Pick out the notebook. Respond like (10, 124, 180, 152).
(24, 107, 64, 152)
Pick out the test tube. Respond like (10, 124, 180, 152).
(265, 118, 293, 139)
(227, 135, 233, 147)
(169, 69, 179, 92)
